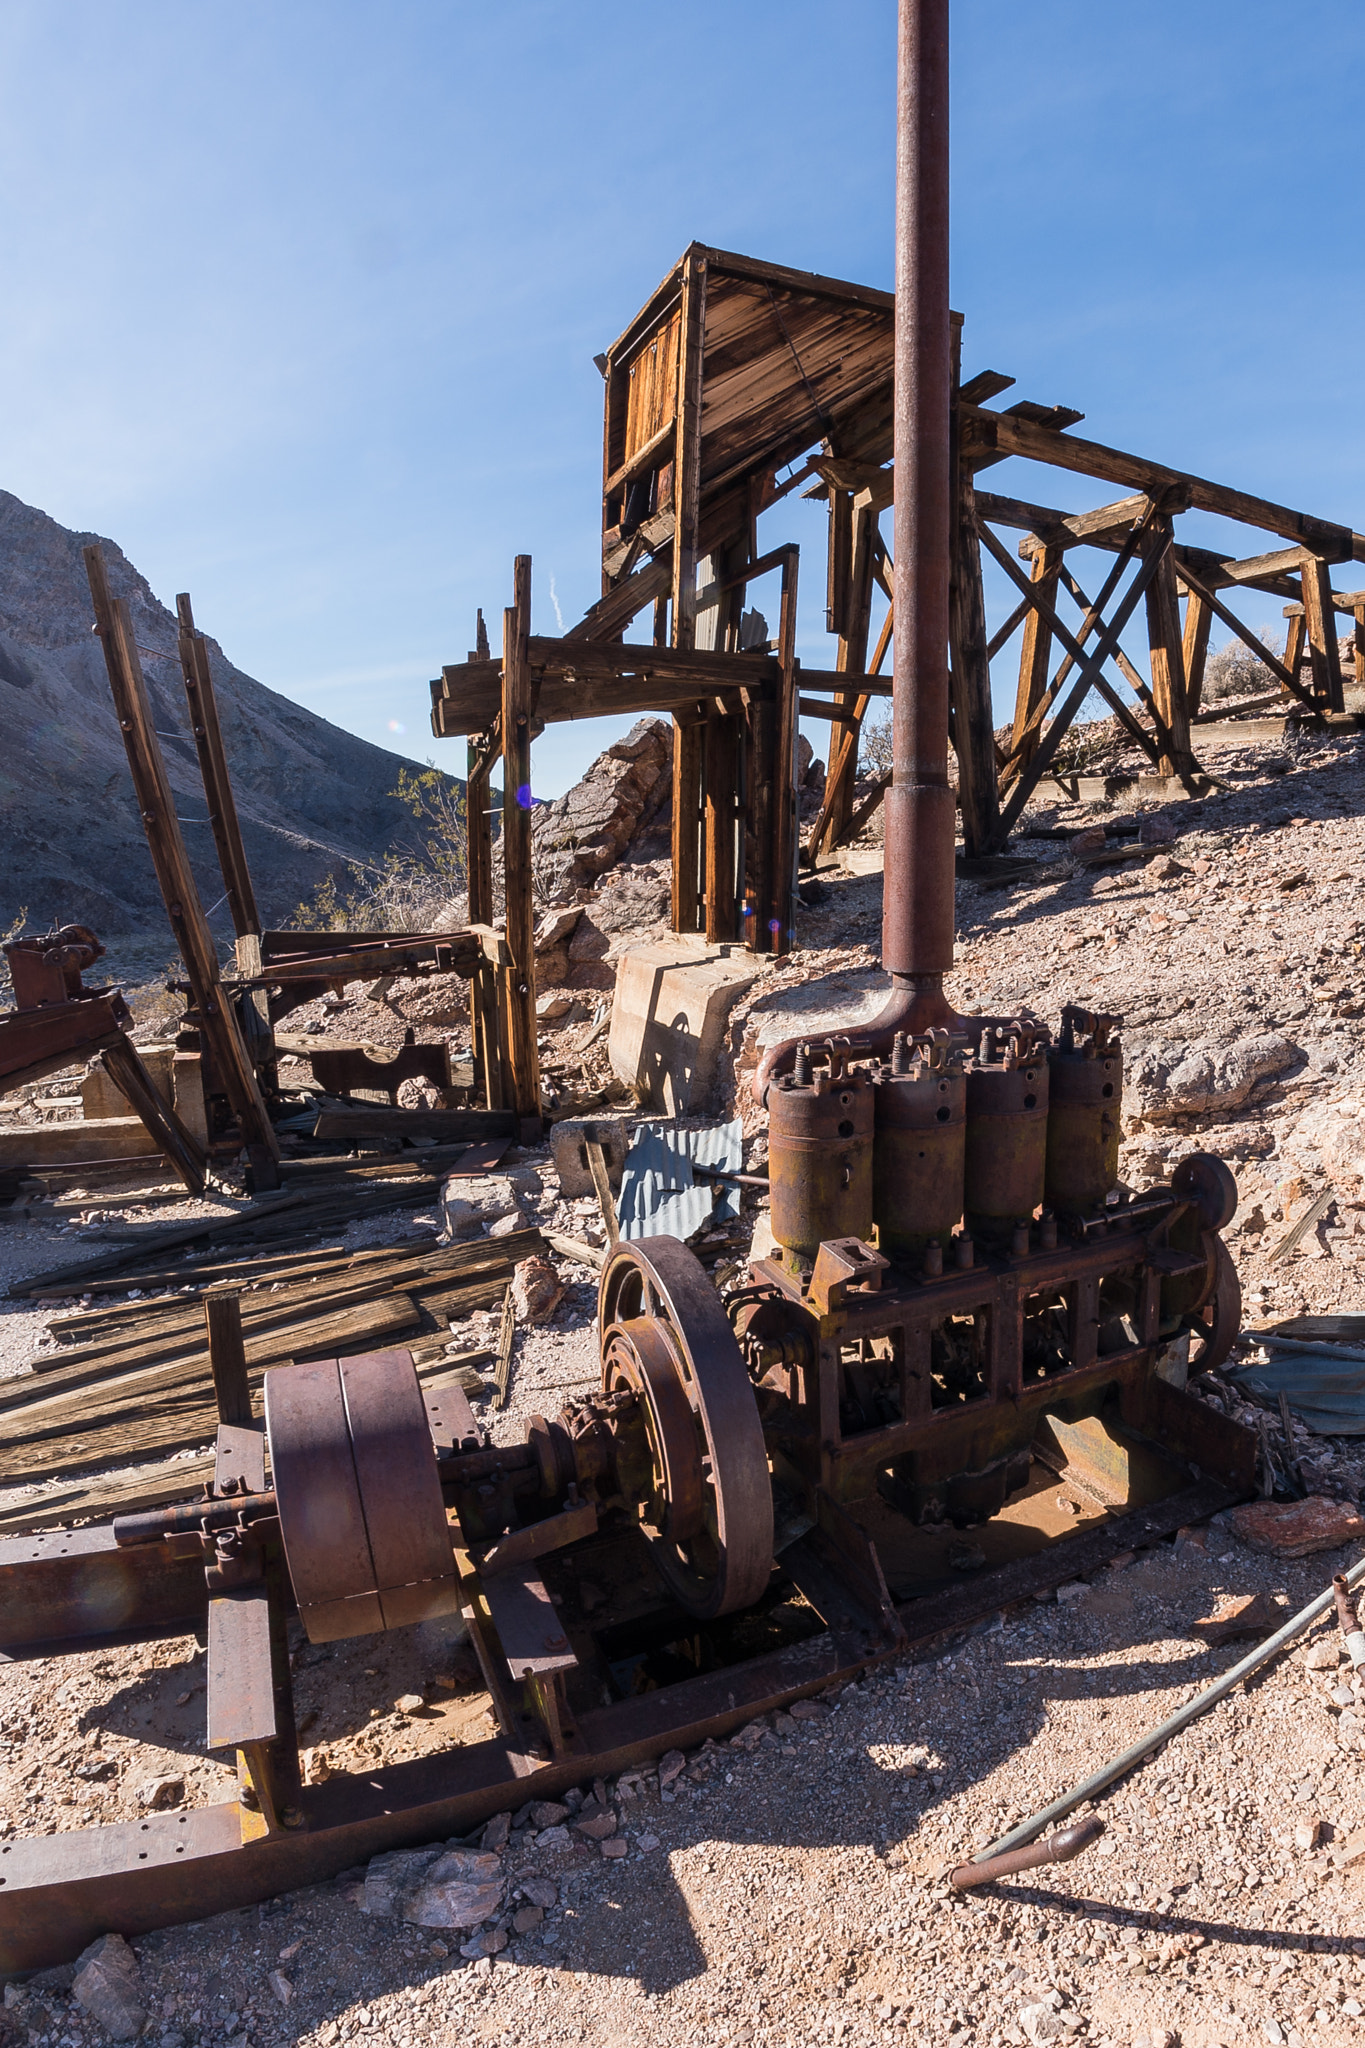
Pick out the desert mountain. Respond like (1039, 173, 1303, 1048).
(0, 489, 427, 940)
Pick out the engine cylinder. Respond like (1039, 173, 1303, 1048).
(768, 1049, 874, 1270)
(1045, 1042, 1122, 1213)
(963, 1031, 1049, 1242)
(872, 1033, 965, 1258)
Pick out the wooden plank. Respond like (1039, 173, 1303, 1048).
(1144, 522, 1196, 778)
(84, 548, 279, 1178)
(501, 558, 540, 1124)
(960, 405, 1356, 559)
(175, 592, 261, 942)
(1302, 557, 1346, 712)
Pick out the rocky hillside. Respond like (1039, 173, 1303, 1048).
(0, 490, 430, 940)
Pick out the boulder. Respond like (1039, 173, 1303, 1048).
(437, 1175, 522, 1241)
(401, 1848, 505, 1931)
(1126, 1033, 1301, 1124)
(72, 1934, 147, 2042)
(531, 718, 672, 905)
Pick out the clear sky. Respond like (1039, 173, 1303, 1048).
(2, 1, 1361, 798)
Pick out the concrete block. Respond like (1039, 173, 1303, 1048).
(549, 1116, 630, 1198)
(172, 1051, 209, 1147)
(80, 1040, 175, 1120)
(609, 941, 758, 1117)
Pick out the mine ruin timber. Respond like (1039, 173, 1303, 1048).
(433, 239, 1363, 924)
(84, 546, 282, 1181)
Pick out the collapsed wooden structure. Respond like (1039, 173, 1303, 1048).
(433, 242, 1365, 938)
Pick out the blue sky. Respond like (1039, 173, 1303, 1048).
(1, 1, 1361, 798)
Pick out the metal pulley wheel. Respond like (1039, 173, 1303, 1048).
(1186, 1234, 1242, 1376)
(265, 1348, 461, 1643)
(599, 1237, 774, 1619)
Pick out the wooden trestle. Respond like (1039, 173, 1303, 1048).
(431, 241, 1365, 946)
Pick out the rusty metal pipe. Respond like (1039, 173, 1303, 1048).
(756, 0, 957, 1104)
(949, 1816, 1104, 1890)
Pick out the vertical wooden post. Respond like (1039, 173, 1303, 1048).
(1010, 540, 1063, 775)
(947, 474, 1000, 858)
(205, 1290, 252, 1427)
(670, 249, 708, 935)
(702, 538, 748, 943)
(1180, 588, 1213, 719)
(1143, 523, 1195, 777)
(769, 549, 801, 957)
(175, 595, 260, 943)
(465, 692, 500, 1112)
(1302, 558, 1345, 713)
(703, 709, 738, 942)
(501, 557, 541, 1127)
(85, 546, 280, 1180)
(1353, 601, 1365, 702)
(1282, 608, 1306, 695)
(814, 497, 879, 860)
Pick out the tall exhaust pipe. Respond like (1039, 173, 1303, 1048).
(757, 0, 957, 1103)
(882, 0, 955, 1021)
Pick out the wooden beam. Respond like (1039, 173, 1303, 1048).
(988, 522, 1172, 848)
(1172, 554, 1318, 712)
(1010, 541, 1063, 780)
(948, 465, 1000, 859)
(98, 1035, 207, 1197)
(669, 252, 708, 934)
(961, 404, 1356, 559)
(84, 547, 280, 1180)
(1143, 521, 1196, 777)
(1302, 557, 1346, 712)
(175, 594, 260, 942)
(1181, 589, 1214, 719)
(501, 558, 541, 1125)
(770, 549, 801, 956)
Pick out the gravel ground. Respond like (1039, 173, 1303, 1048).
(5, 723, 1365, 2044)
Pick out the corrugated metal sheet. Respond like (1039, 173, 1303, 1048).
(1230, 1347, 1365, 1436)
(617, 1119, 743, 1243)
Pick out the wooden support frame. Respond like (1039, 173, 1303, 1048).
(175, 595, 260, 943)
(500, 559, 541, 1126)
(987, 523, 1173, 850)
(84, 547, 281, 1182)
(1010, 541, 1063, 777)
(770, 548, 801, 956)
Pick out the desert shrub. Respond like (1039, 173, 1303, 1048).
(292, 765, 469, 933)
(1201, 629, 1285, 703)
(860, 707, 893, 777)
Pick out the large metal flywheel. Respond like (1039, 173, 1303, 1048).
(599, 1237, 774, 1619)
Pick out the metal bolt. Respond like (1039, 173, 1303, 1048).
(543, 1633, 568, 1650)
(238, 1783, 260, 1811)
(280, 1805, 305, 1830)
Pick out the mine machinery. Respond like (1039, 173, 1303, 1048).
(0, 0, 1257, 1973)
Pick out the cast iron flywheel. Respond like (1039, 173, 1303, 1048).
(598, 1236, 774, 1619)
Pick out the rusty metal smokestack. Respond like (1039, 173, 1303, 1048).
(882, 0, 955, 1021)
(755, 0, 957, 1103)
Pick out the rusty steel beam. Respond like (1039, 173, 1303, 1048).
(0, 1474, 1232, 1973)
